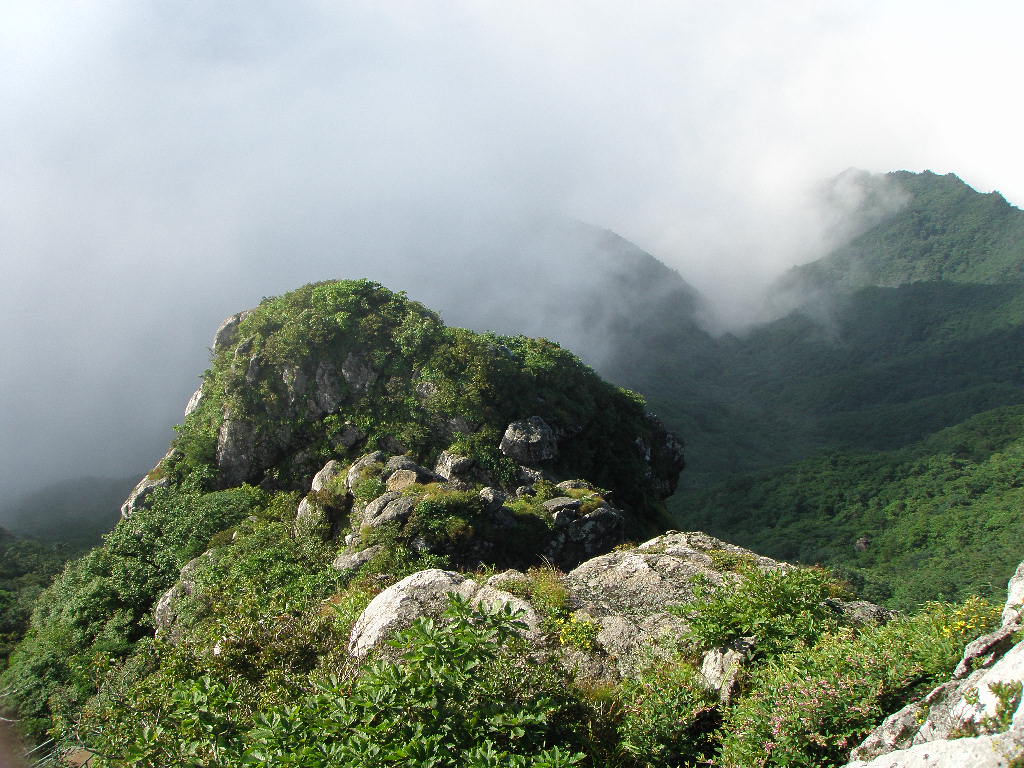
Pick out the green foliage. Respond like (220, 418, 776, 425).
(0, 484, 270, 739)
(85, 596, 588, 767)
(676, 405, 1024, 608)
(615, 659, 718, 767)
(557, 614, 599, 651)
(718, 597, 999, 768)
(674, 564, 851, 657)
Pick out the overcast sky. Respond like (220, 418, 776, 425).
(2, 1, 1023, 503)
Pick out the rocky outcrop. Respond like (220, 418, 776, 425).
(342, 531, 861, 685)
(154, 549, 221, 638)
(348, 569, 540, 658)
(212, 310, 252, 352)
(542, 503, 623, 570)
(563, 532, 786, 676)
(844, 561, 1024, 768)
(499, 417, 557, 465)
(701, 637, 755, 705)
(120, 448, 177, 518)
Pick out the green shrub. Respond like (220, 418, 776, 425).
(616, 659, 718, 768)
(674, 564, 852, 656)
(718, 596, 999, 768)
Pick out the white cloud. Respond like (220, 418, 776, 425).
(1, 0, 1022, 498)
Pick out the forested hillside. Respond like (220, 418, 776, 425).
(615, 171, 1024, 490)
(677, 405, 1024, 610)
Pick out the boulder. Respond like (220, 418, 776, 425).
(563, 532, 787, 675)
(346, 451, 387, 490)
(499, 417, 557, 465)
(311, 460, 345, 493)
(332, 545, 383, 573)
(701, 637, 755, 705)
(479, 487, 507, 509)
(348, 568, 540, 658)
(361, 494, 417, 529)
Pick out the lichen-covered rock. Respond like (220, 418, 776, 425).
(348, 569, 540, 658)
(499, 417, 557, 465)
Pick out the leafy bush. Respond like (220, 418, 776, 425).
(674, 564, 851, 657)
(86, 595, 587, 767)
(615, 659, 718, 768)
(717, 596, 999, 768)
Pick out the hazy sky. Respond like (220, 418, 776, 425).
(2, 1, 1023, 502)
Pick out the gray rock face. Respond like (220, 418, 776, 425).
(845, 559, 1024, 768)
(154, 549, 221, 636)
(563, 532, 787, 676)
(310, 460, 345, 493)
(212, 310, 252, 352)
(1004, 562, 1024, 626)
(341, 352, 378, 394)
(348, 569, 539, 658)
(121, 450, 176, 518)
(215, 416, 260, 487)
(312, 361, 345, 416)
(499, 417, 557, 465)
(701, 637, 755, 705)
(184, 386, 205, 418)
(332, 545, 383, 573)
